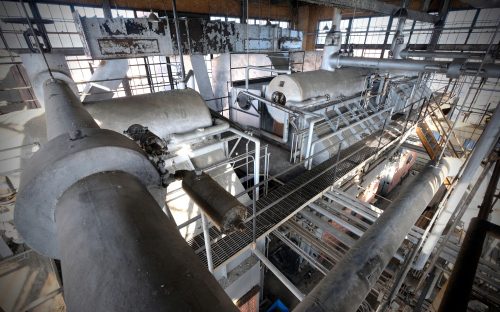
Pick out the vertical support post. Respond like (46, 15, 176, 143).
(252, 245, 305, 301)
(172, 0, 186, 85)
(252, 188, 257, 243)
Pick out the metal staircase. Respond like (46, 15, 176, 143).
(416, 95, 464, 161)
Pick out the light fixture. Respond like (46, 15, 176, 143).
(323, 24, 329, 31)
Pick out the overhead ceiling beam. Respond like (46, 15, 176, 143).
(300, 0, 439, 23)
(459, 0, 500, 8)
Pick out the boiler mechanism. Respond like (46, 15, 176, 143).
(264, 69, 368, 123)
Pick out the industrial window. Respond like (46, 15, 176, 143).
(408, 20, 433, 45)
(136, 10, 157, 18)
(438, 10, 476, 45)
(467, 8, 500, 44)
(316, 19, 349, 45)
(228, 17, 241, 23)
(74, 6, 104, 18)
(0, 1, 33, 49)
(316, 20, 332, 45)
(270, 20, 289, 28)
(365, 16, 389, 45)
(66, 56, 177, 97)
(386, 17, 402, 44)
(349, 18, 370, 44)
(247, 18, 267, 25)
(361, 49, 383, 58)
(37, 3, 82, 48)
(111, 9, 135, 18)
(210, 16, 241, 23)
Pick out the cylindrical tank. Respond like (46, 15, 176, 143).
(264, 69, 368, 122)
(84, 89, 213, 138)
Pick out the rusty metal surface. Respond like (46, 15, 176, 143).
(74, 14, 303, 59)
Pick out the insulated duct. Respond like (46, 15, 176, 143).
(14, 77, 238, 311)
(294, 157, 460, 312)
(329, 55, 500, 78)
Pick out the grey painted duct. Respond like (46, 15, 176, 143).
(329, 55, 500, 78)
(294, 157, 461, 312)
(84, 89, 213, 138)
(14, 78, 238, 311)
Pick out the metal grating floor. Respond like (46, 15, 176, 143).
(188, 123, 405, 268)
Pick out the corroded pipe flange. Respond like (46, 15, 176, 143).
(14, 128, 160, 258)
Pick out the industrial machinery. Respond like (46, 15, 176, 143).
(1, 2, 499, 312)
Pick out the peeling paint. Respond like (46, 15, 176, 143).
(74, 14, 303, 59)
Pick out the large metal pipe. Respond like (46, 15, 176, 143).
(414, 105, 500, 270)
(330, 55, 500, 78)
(294, 157, 459, 312)
(15, 77, 239, 311)
(438, 159, 500, 312)
(84, 89, 213, 139)
(57, 171, 238, 311)
(168, 119, 230, 146)
(44, 79, 99, 140)
(400, 49, 486, 60)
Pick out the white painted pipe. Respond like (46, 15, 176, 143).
(413, 105, 500, 270)
(227, 128, 261, 200)
(245, 66, 291, 90)
(286, 95, 330, 109)
(168, 119, 230, 145)
(304, 117, 323, 169)
(295, 158, 459, 312)
(252, 244, 305, 301)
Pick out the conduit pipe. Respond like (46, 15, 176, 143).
(286, 95, 330, 109)
(294, 157, 461, 312)
(329, 55, 500, 78)
(400, 49, 486, 60)
(414, 105, 500, 270)
(252, 244, 306, 301)
(168, 119, 230, 145)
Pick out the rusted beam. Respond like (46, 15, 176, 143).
(299, 0, 439, 23)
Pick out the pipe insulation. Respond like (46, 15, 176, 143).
(294, 157, 461, 312)
(84, 89, 213, 138)
(329, 56, 500, 78)
(15, 78, 239, 311)
(44, 79, 99, 140)
(57, 171, 239, 311)
(414, 105, 500, 270)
